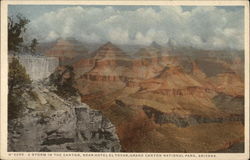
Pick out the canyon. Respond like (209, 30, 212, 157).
(70, 40, 244, 152)
(45, 39, 244, 152)
(9, 38, 245, 153)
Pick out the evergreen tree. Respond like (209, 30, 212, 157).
(8, 14, 30, 53)
(30, 38, 38, 55)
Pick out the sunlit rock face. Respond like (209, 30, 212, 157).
(15, 55, 59, 81)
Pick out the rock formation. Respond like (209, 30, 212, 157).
(8, 57, 121, 152)
(45, 38, 88, 58)
(69, 42, 244, 153)
(93, 42, 129, 60)
(45, 38, 88, 65)
(8, 81, 121, 152)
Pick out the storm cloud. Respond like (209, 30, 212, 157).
(23, 6, 244, 50)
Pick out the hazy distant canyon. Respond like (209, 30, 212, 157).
(9, 38, 244, 153)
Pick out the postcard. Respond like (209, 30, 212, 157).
(0, 0, 249, 160)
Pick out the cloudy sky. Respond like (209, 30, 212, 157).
(9, 5, 244, 50)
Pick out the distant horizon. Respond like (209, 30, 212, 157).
(38, 37, 244, 52)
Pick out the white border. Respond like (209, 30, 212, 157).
(1, 1, 249, 160)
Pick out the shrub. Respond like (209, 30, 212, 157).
(8, 57, 31, 91)
(8, 57, 31, 119)
(49, 65, 78, 98)
(8, 91, 26, 120)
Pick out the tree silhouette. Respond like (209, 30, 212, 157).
(8, 14, 30, 53)
(30, 38, 38, 54)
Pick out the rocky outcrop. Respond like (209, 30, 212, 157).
(8, 82, 121, 152)
(212, 93, 244, 114)
(45, 38, 89, 65)
(73, 58, 96, 78)
(151, 87, 214, 97)
(142, 105, 244, 127)
(195, 58, 233, 77)
(45, 38, 88, 58)
(94, 42, 129, 60)
(9, 55, 59, 81)
(135, 41, 164, 58)
(81, 74, 124, 82)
